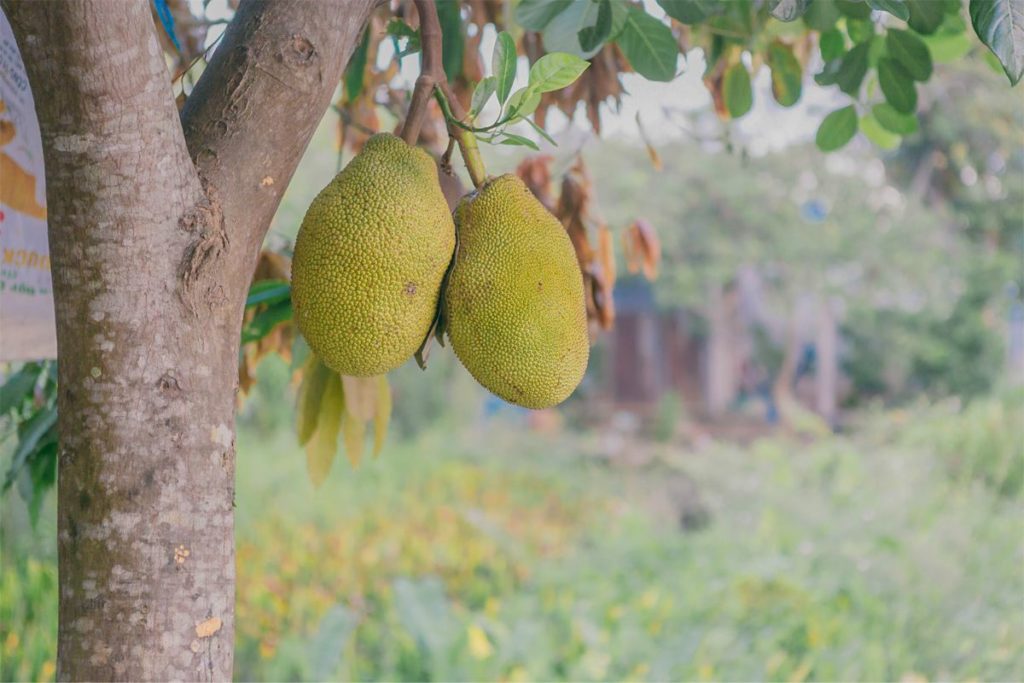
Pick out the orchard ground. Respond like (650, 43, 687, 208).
(4, 356, 1022, 681)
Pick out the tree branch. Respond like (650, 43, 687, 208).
(181, 0, 376, 263)
(402, 0, 487, 188)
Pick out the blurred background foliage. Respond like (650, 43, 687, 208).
(4, 387, 1022, 681)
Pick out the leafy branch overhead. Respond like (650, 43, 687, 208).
(366, 0, 1020, 155)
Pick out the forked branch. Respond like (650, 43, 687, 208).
(401, 0, 487, 188)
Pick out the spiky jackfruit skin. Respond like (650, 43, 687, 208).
(445, 174, 589, 408)
(291, 133, 455, 376)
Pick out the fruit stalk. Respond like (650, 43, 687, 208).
(401, 0, 487, 189)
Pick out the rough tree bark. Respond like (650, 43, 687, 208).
(1, 0, 374, 679)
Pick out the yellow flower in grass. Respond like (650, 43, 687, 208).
(467, 623, 494, 660)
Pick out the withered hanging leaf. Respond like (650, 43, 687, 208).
(296, 354, 333, 446)
(341, 407, 367, 468)
(633, 219, 661, 280)
(597, 224, 616, 286)
(591, 225, 617, 330)
(635, 112, 663, 171)
(373, 374, 392, 457)
(306, 372, 344, 488)
(516, 155, 556, 209)
(623, 219, 660, 278)
(340, 375, 379, 422)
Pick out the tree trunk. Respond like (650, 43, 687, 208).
(815, 298, 839, 426)
(2, 1, 374, 679)
(705, 282, 739, 416)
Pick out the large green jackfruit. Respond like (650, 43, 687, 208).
(444, 174, 589, 408)
(291, 133, 455, 376)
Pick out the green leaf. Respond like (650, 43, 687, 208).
(872, 102, 919, 134)
(609, 0, 630, 38)
(0, 363, 42, 415)
(820, 29, 846, 61)
(306, 372, 343, 487)
(767, 41, 803, 106)
(837, 0, 872, 19)
(723, 62, 753, 118)
(528, 52, 590, 92)
(922, 29, 973, 63)
(341, 406, 366, 467)
(803, 0, 841, 31)
(492, 31, 518, 104)
(542, 0, 604, 58)
(499, 132, 541, 150)
(579, 0, 613, 52)
(969, 0, 1024, 85)
(886, 29, 933, 81)
(907, 0, 946, 34)
(246, 279, 290, 307)
(525, 116, 558, 146)
(470, 76, 497, 115)
(241, 299, 293, 345)
(437, 0, 465, 81)
(657, 0, 721, 24)
(846, 18, 875, 44)
(344, 27, 371, 100)
(835, 40, 871, 95)
(814, 57, 843, 86)
(386, 18, 420, 56)
(867, 0, 910, 21)
(506, 87, 542, 120)
(616, 6, 680, 81)
(516, 0, 573, 31)
(296, 354, 332, 447)
(3, 406, 57, 491)
(860, 112, 901, 149)
(815, 105, 859, 151)
(878, 57, 918, 112)
(769, 0, 813, 22)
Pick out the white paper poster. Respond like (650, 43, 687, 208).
(0, 9, 56, 361)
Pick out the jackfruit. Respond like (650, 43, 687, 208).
(444, 174, 589, 408)
(291, 134, 455, 376)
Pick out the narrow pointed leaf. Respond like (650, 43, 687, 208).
(340, 375, 378, 422)
(296, 354, 331, 446)
(492, 31, 518, 104)
(341, 408, 366, 468)
(306, 373, 343, 487)
(499, 132, 541, 150)
(470, 76, 497, 115)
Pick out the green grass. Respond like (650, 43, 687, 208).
(3, 393, 1022, 681)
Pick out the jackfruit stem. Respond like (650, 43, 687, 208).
(401, 0, 488, 190)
